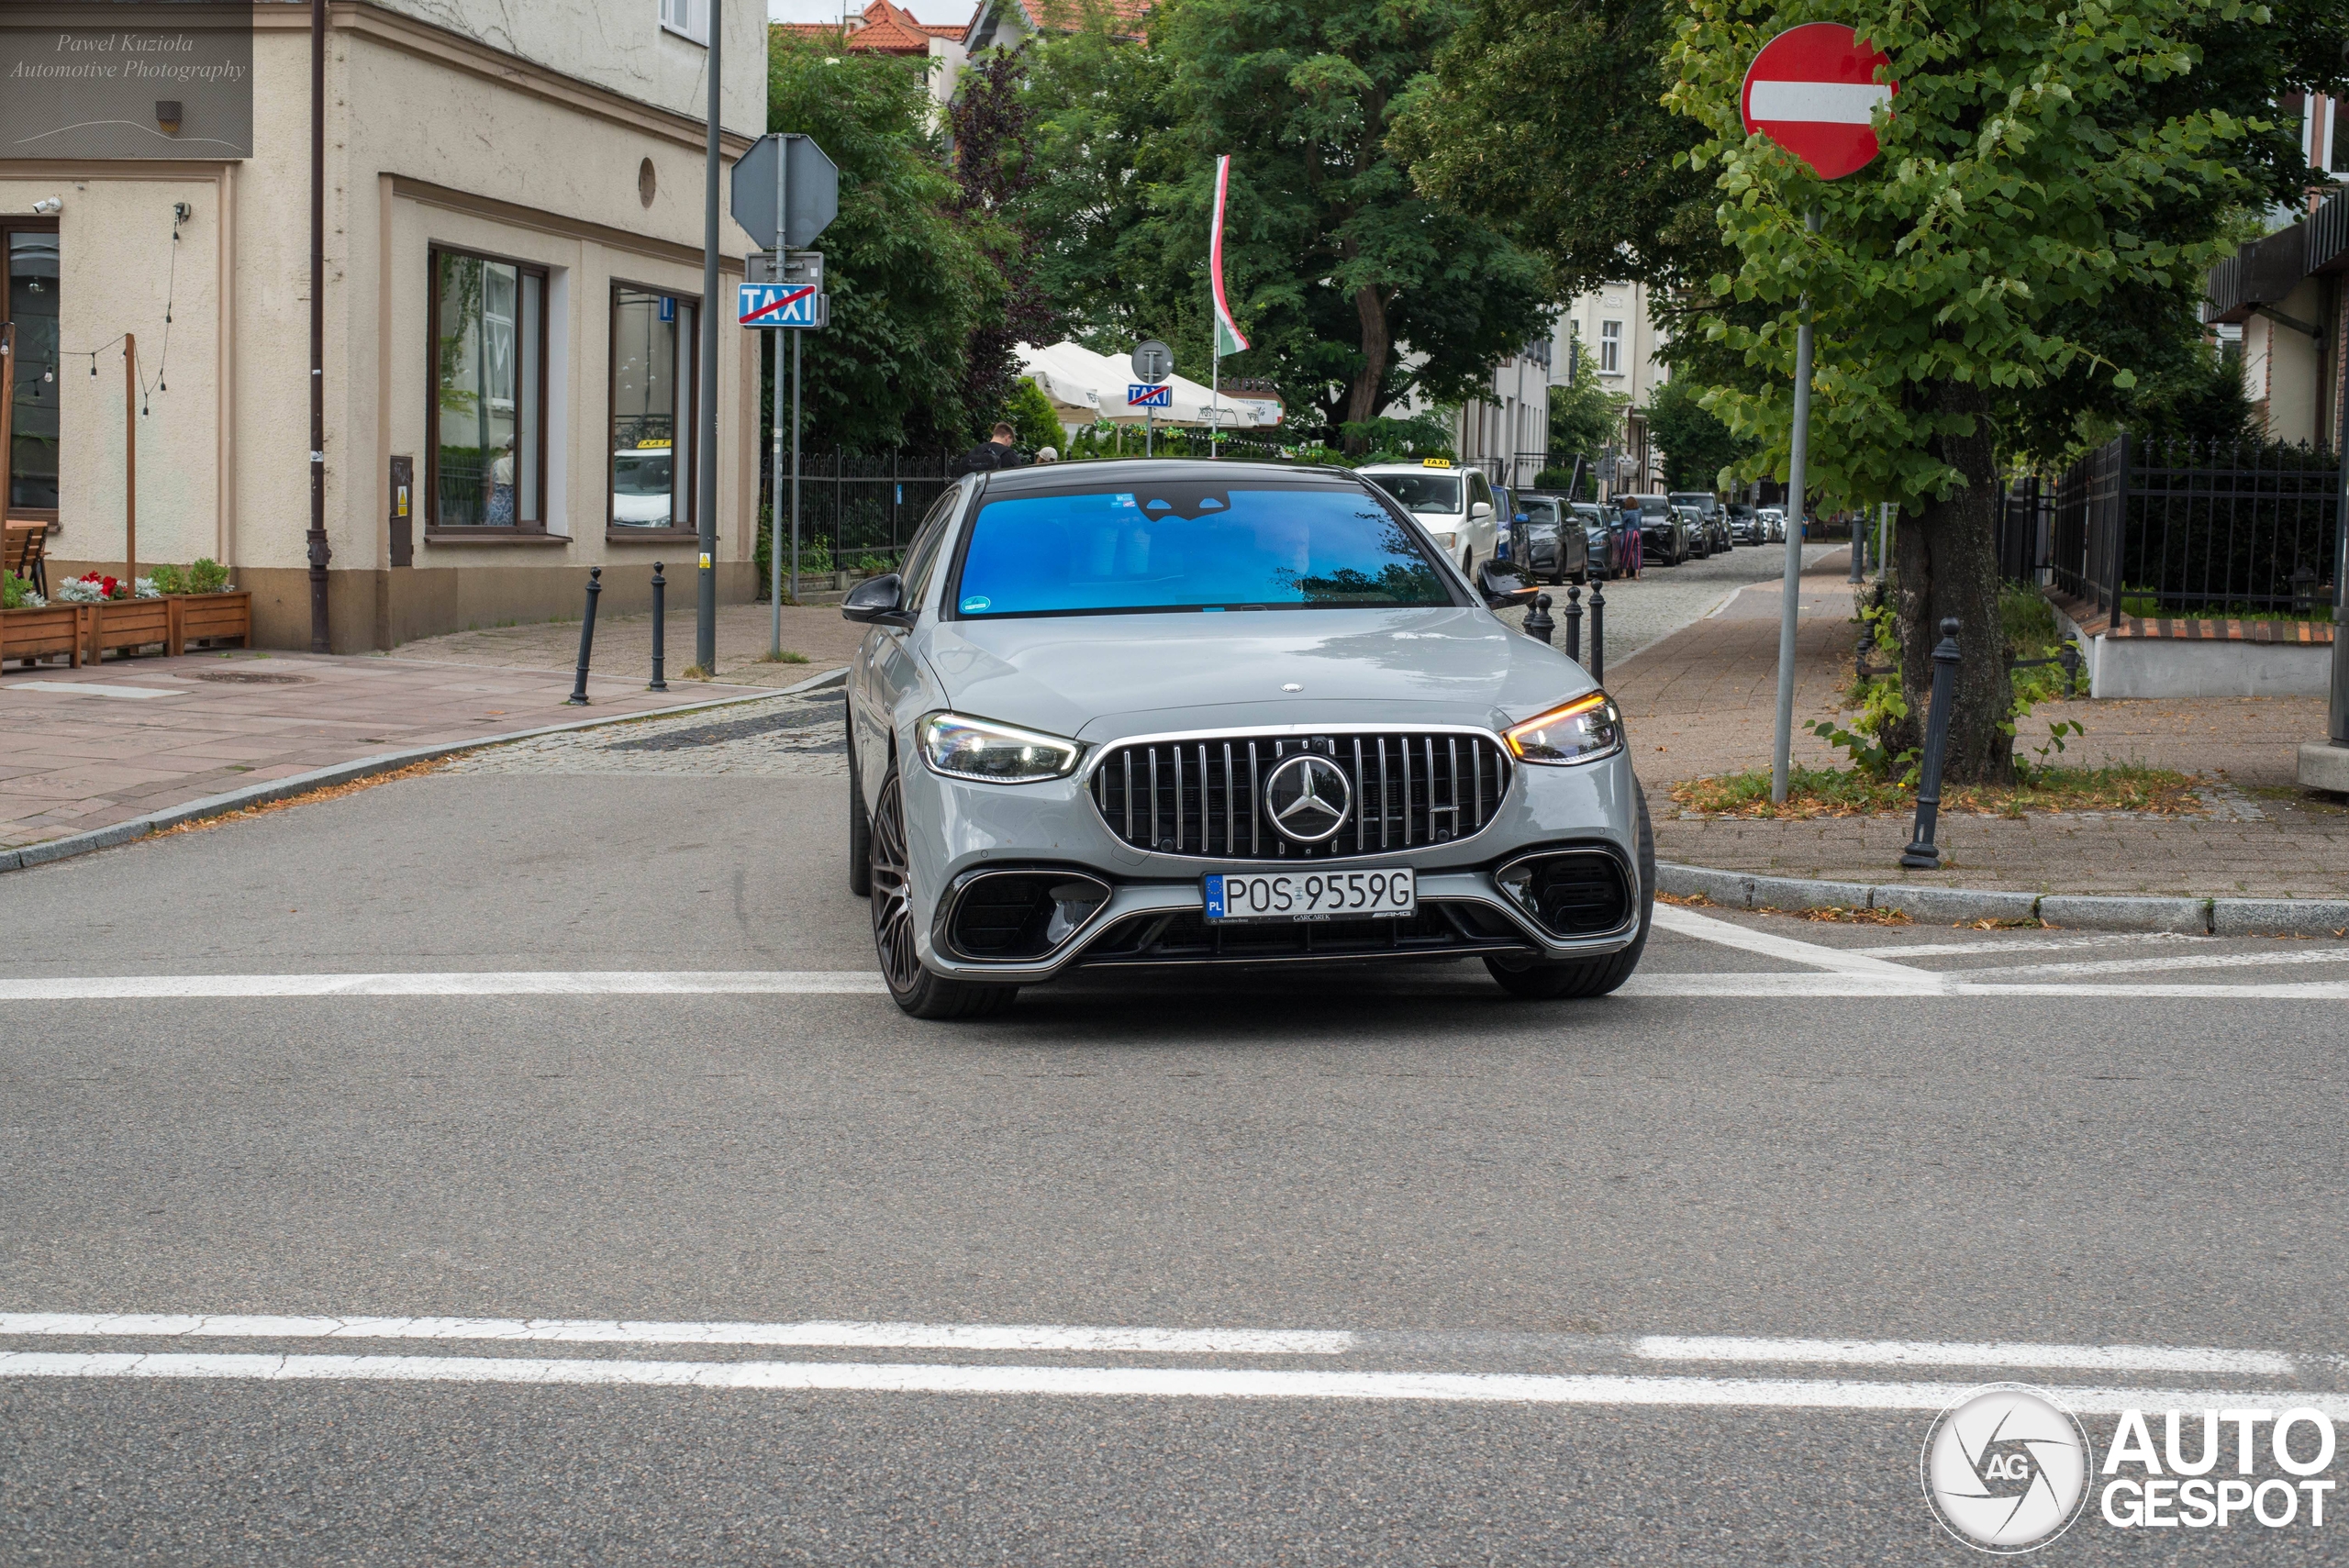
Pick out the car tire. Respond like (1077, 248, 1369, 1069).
(848, 719, 873, 897)
(1483, 794, 1656, 1000)
(869, 762, 1019, 1021)
(1462, 547, 1475, 577)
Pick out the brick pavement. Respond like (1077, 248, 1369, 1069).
(391, 599, 869, 687)
(1616, 551, 2349, 898)
(0, 652, 775, 853)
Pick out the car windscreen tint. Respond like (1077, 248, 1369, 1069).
(1363, 473, 1461, 515)
(1520, 497, 1561, 527)
(952, 484, 1452, 617)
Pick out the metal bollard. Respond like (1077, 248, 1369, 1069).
(649, 562, 668, 692)
(1564, 584, 1583, 664)
(1588, 581, 1607, 684)
(2058, 637, 2079, 699)
(1899, 617, 1962, 869)
(1525, 592, 1554, 646)
(566, 566, 603, 706)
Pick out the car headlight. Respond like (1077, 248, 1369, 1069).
(1502, 693, 1623, 765)
(918, 712, 1085, 784)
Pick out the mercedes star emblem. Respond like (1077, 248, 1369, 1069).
(1263, 752, 1353, 844)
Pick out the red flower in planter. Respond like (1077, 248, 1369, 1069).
(75, 573, 128, 600)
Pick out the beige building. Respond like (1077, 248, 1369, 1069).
(1551, 282, 1666, 496)
(2, 0, 767, 651)
(1454, 340, 1552, 491)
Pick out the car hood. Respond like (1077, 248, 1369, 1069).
(920, 607, 1594, 742)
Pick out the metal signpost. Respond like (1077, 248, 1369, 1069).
(1742, 23, 1896, 804)
(732, 133, 838, 649)
(1130, 340, 1172, 457)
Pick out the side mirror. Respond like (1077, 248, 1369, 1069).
(1475, 559, 1537, 608)
(841, 572, 913, 628)
(1471, 500, 1495, 520)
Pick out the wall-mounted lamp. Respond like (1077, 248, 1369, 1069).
(155, 100, 182, 136)
(30, 195, 61, 216)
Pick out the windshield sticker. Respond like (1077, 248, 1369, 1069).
(1112, 494, 1138, 508)
(961, 595, 992, 613)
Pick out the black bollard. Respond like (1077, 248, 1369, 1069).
(649, 562, 668, 692)
(1899, 617, 1963, 869)
(566, 566, 603, 706)
(2058, 638, 2079, 699)
(1564, 584, 1584, 664)
(1588, 581, 1607, 684)
(1525, 592, 1554, 646)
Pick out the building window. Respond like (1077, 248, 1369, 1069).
(608, 284, 698, 533)
(1600, 320, 1622, 374)
(4, 222, 60, 519)
(429, 248, 548, 530)
(660, 0, 708, 45)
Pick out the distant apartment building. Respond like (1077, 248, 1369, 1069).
(2, 0, 768, 651)
(778, 0, 970, 106)
(1551, 282, 1667, 497)
(1454, 339, 1552, 490)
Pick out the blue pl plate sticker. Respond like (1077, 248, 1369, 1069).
(1203, 874, 1227, 920)
(961, 595, 991, 613)
(1112, 493, 1138, 508)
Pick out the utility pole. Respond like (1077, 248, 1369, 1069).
(1769, 206, 1820, 806)
(307, 0, 330, 653)
(695, 0, 722, 674)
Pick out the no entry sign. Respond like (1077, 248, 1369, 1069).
(1741, 23, 1895, 180)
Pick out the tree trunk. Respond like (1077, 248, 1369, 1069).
(1341, 284, 1391, 452)
(1889, 380, 2010, 784)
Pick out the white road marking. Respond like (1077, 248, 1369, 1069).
(1747, 80, 1895, 125)
(2, 680, 184, 700)
(1635, 1335, 2294, 1376)
(0, 1314, 1352, 1357)
(1649, 905, 1932, 978)
(0, 971, 888, 1000)
(1844, 933, 2202, 959)
(7, 967, 2346, 1003)
(2, 1351, 2339, 1417)
(1951, 948, 2349, 981)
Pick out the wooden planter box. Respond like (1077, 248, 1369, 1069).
(0, 589, 250, 670)
(0, 603, 86, 668)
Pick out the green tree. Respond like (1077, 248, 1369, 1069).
(1546, 329, 1630, 480)
(1669, 0, 2265, 782)
(1004, 377, 1065, 450)
(767, 32, 1004, 450)
(1645, 373, 1751, 493)
(1392, 0, 1714, 297)
(1021, 1, 1554, 450)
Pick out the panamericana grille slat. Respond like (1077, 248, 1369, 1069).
(1088, 731, 1511, 862)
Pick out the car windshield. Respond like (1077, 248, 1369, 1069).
(1520, 497, 1561, 528)
(952, 482, 1453, 618)
(1363, 472, 1461, 515)
(614, 450, 672, 495)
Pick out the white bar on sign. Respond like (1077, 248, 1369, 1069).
(1748, 80, 1892, 125)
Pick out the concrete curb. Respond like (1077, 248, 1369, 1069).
(1657, 862, 2349, 938)
(0, 666, 850, 876)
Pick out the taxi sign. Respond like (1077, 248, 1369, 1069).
(1421, 457, 1453, 468)
(739, 282, 824, 328)
(1127, 384, 1173, 408)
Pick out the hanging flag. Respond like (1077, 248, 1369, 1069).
(1210, 154, 1249, 355)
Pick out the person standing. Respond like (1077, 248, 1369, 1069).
(952, 423, 1026, 478)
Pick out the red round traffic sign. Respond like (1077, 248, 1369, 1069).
(1741, 23, 1896, 181)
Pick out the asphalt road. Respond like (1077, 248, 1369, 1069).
(4, 767, 2345, 1564)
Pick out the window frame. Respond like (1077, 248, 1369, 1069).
(425, 243, 552, 536)
(1598, 319, 1623, 375)
(4, 217, 61, 528)
(605, 278, 702, 543)
(659, 0, 709, 46)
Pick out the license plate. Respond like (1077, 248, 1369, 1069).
(1203, 868, 1416, 923)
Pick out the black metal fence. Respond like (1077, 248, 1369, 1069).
(759, 450, 961, 578)
(2048, 434, 2340, 620)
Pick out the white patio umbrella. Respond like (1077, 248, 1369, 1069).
(1016, 341, 1275, 430)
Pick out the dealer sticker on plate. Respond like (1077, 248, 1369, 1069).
(1204, 868, 1416, 923)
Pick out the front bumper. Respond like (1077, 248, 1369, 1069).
(898, 739, 1645, 984)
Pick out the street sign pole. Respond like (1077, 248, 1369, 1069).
(785, 128, 803, 657)
(1771, 207, 1820, 806)
(791, 329, 802, 613)
(696, 0, 722, 676)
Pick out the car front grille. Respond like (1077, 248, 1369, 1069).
(1086, 731, 1511, 862)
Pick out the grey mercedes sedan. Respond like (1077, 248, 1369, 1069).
(841, 460, 1653, 1019)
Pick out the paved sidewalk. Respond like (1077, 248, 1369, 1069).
(1619, 550, 2349, 898)
(0, 652, 774, 854)
(393, 599, 869, 688)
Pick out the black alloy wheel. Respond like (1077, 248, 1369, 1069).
(869, 764, 1019, 1020)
